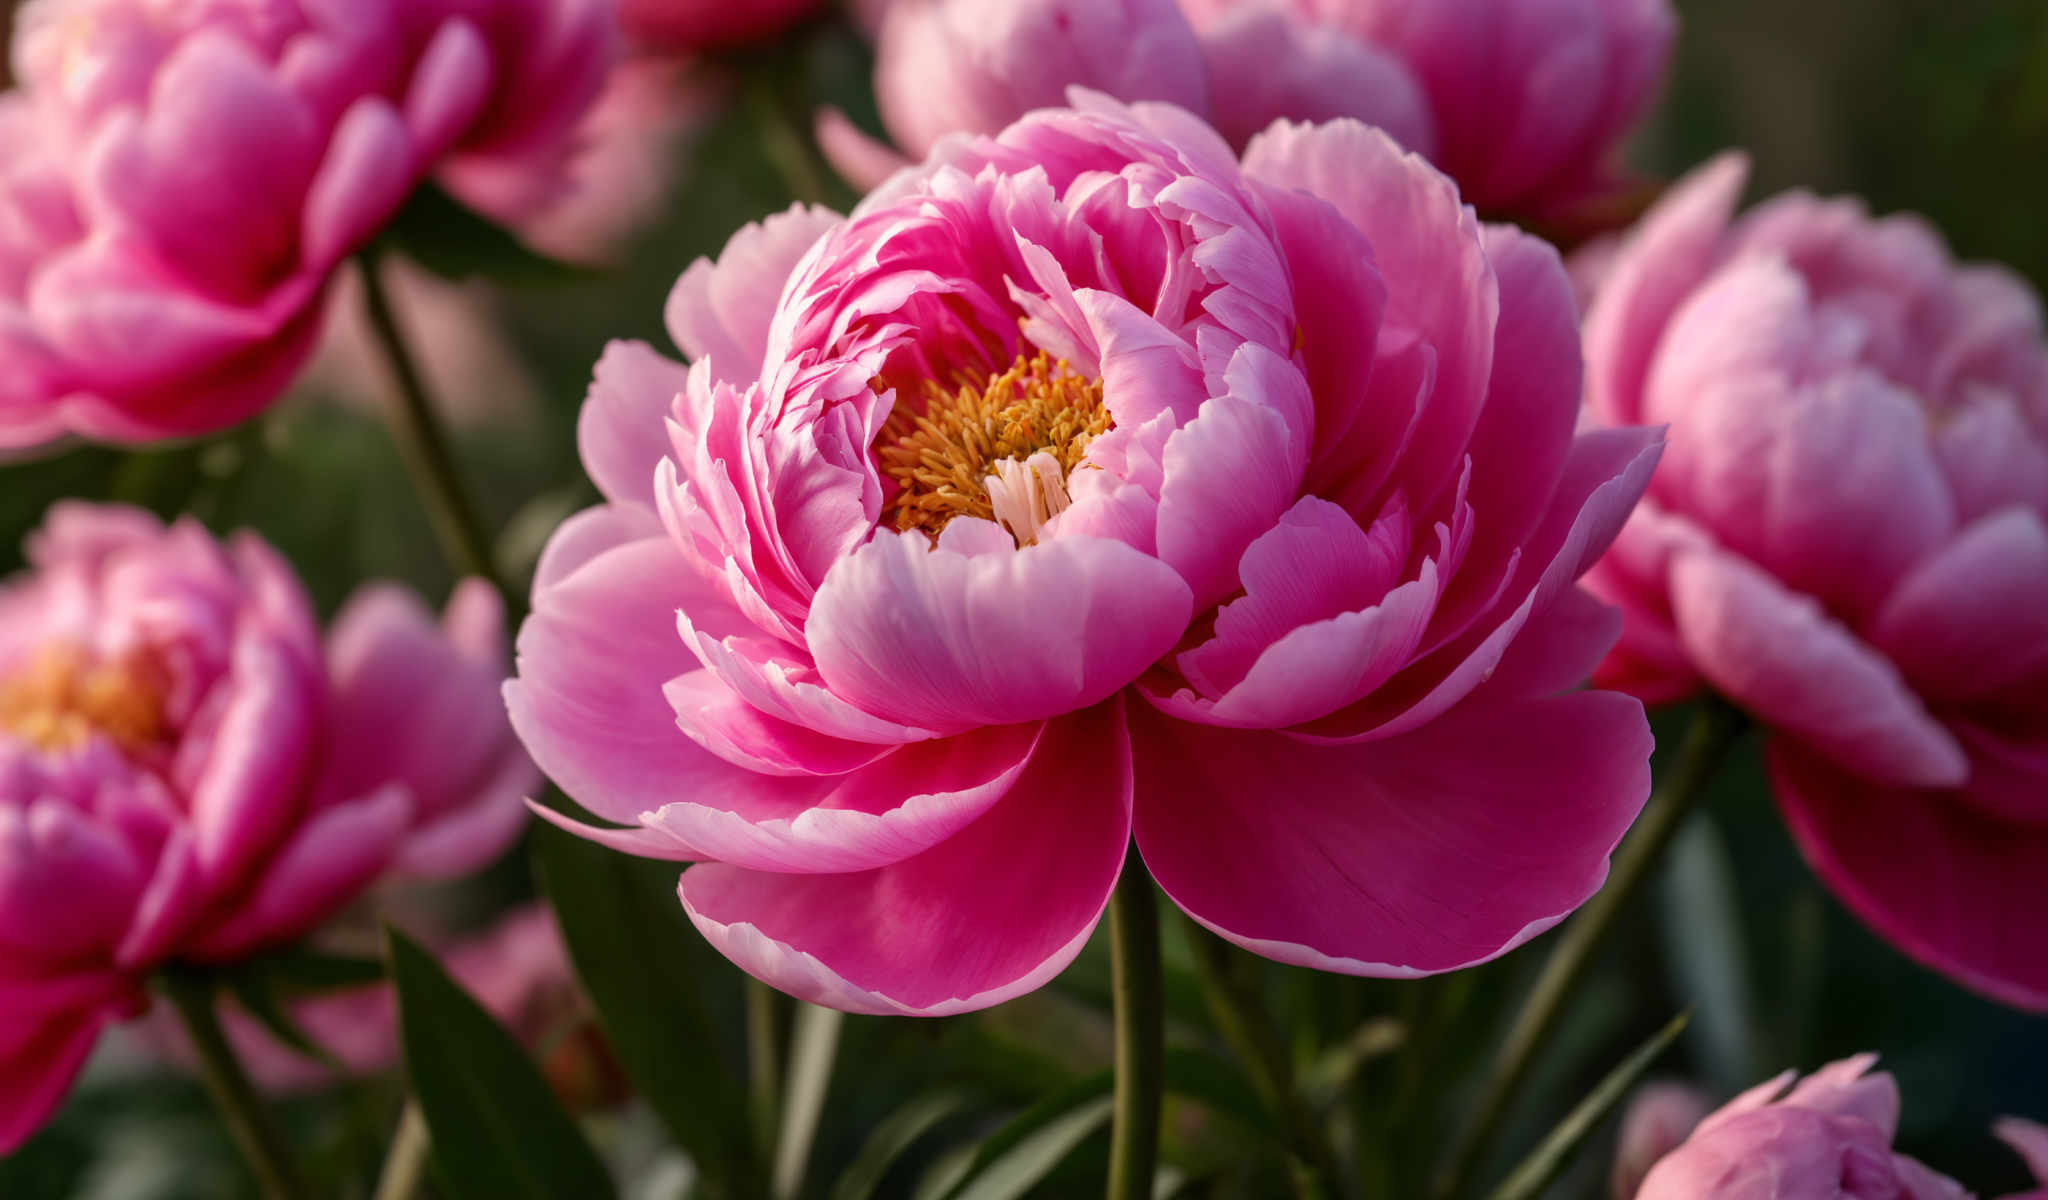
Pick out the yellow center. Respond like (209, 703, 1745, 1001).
(876, 352, 1112, 543)
(0, 644, 170, 756)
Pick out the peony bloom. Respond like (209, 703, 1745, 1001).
(0, 0, 615, 448)
(617, 0, 819, 52)
(1580, 154, 2048, 1010)
(1176, 0, 1676, 221)
(815, 0, 1213, 193)
(1612, 1082, 1713, 1200)
(146, 906, 593, 1100)
(0, 503, 534, 1151)
(1635, 1056, 2046, 1200)
(509, 94, 1661, 1016)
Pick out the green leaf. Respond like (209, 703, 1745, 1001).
(915, 1074, 1114, 1200)
(379, 183, 594, 286)
(385, 926, 615, 1200)
(259, 949, 387, 994)
(773, 1003, 844, 1199)
(225, 971, 341, 1072)
(533, 818, 764, 1195)
(832, 1090, 972, 1200)
(1485, 1011, 1691, 1200)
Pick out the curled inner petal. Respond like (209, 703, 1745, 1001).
(875, 352, 1111, 544)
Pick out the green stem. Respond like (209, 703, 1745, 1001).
(161, 972, 305, 1200)
(1185, 921, 1340, 1198)
(1106, 856, 1165, 1200)
(747, 978, 784, 1162)
(357, 250, 509, 604)
(1433, 698, 1747, 1198)
(371, 1101, 431, 1200)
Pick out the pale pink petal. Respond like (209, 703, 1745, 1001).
(1131, 689, 1650, 975)
(680, 704, 1131, 1014)
(1669, 546, 1968, 788)
(807, 531, 1193, 730)
(816, 108, 914, 194)
(1872, 508, 2048, 703)
(666, 205, 843, 384)
(1197, 6, 1434, 155)
(579, 339, 690, 511)
(185, 633, 320, 881)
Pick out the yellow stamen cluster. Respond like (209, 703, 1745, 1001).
(0, 644, 169, 756)
(876, 352, 1112, 537)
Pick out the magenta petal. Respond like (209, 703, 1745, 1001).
(1131, 689, 1651, 976)
(190, 786, 412, 962)
(300, 98, 414, 269)
(1197, 7, 1433, 155)
(0, 977, 127, 1154)
(1475, 585, 1622, 701)
(1772, 740, 2048, 1012)
(808, 531, 1193, 730)
(679, 703, 1132, 1015)
(0, 802, 146, 962)
(1668, 546, 1968, 788)
(403, 18, 494, 161)
(391, 749, 536, 879)
(186, 633, 319, 882)
(580, 340, 690, 510)
(1993, 1118, 2048, 1186)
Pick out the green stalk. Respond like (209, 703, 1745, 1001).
(160, 971, 306, 1200)
(1106, 857, 1165, 1200)
(371, 1101, 431, 1200)
(1433, 698, 1747, 1197)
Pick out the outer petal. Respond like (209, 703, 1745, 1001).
(0, 973, 133, 1154)
(184, 632, 321, 883)
(666, 205, 842, 383)
(679, 703, 1132, 1015)
(1871, 508, 2048, 703)
(1196, 7, 1434, 155)
(580, 340, 691, 510)
(0, 801, 146, 961)
(1668, 546, 1967, 788)
(808, 531, 1193, 730)
(1771, 740, 2048, 1012)
(1131, 689, 1651, 976)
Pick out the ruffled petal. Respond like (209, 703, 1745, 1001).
(679, 703, 1131, 1014)
(666, 205, 842, 384)
(579, 340, 691, 511)
(1131, 689, 1651, 975)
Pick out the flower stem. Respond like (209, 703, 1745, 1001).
(160, 971, 305, 1200)
(746, 978, 784, 1161)
(1185, 920, 1342, 1198)
(357, 250, 509, 604)
(1433, 697, 1747, 1198)
(1106, 855, 1165, 1200)
(371, 1101, 431, 1200)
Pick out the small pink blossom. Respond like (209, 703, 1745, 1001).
(510, 95, 1660, 1016)
(1635, 1056, 2045, 1200)
(1580, 154, 2048, 1010)
(0, 0, 616, 447)
(0, 503, 535, 1151)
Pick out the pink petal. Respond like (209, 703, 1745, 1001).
(186, 633, 321, 882)
(0, 976, 129, 1153)
(1668, 546, 1967, 788)
(1197, 7, 1434, 155)
(1872, 508, 2048, 703)
(816, 107, 914, 194)
(0, 802, 146, 962)
(1994, 1117, 2048, 1187)
(403, 18, 494, 162)
(1771, 739, 2048, 1012)
(808, 531, 1193, 730)
(1582, 152, 1748, 426)
(301, 97, 415, 269)
(666, 205, 842, 384)
(579, 339, 690, 511)
(391, 747, 536, 878)
(531, 503, 664, 593)
(679, 703, 1132, 1014)
(1478, 585, 1623, 701)
(1131, 689, 1651, 975)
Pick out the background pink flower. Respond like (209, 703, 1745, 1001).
(1177, 0, 1677, 221)
(509, 95, 1660, 1016)
(1635, 1056, 2045, 1200)
(1580, 154, 2048, 1010)
(0, 0, 616, 448)
(0, 503, 535, 1151)
(617, 0, 820, 52)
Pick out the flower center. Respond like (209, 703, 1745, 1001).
(876, 352, 1112, 546)
(0, 644, 170, 756)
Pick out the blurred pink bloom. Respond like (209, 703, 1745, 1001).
(1635, 1056, 2044, 1200)
(146, 905, 582, 1096)
(509, 96, 1661, 1016)
(0, 503, 535, 1151)
(1580, 154, 2048, 1010)
(1178, 0, 1676, 221)
(0, 0, 616, 448)
(1612, 1082, 1713, 1200)
(817, 0, 1210, 192)
(618, 0, 819, 52)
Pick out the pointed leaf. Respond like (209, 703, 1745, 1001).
(385, 926, 615, 1200)
(1485, 1012, 1691, 1200)
(833, 1090, 973, 1200)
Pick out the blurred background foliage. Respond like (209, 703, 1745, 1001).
(2, 0, 2046, 1196)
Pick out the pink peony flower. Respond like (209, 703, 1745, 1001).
(816, 0, 1211, 192)
(1635, 1056, 2045, 1200)
(145, 905, 585, 1098)
(508, 94, 1662, 1016)
(1177, 0, 1676, 221)
(617, 0, 820, 52)
(0, 503, 535, 1151)
(1579, 154, 2048, 1010)
(0, 0, 616, 448)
